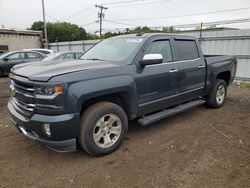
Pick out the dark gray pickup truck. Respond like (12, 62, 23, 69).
(8, 33, 237, 156)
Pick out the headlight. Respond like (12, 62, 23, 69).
(36, 84, 63, 95)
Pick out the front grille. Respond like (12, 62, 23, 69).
(10, 76, 35, 117)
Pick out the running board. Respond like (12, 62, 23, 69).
(137, 99, 206, 126)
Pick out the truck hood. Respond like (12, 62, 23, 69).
(12, 59, 119, 82)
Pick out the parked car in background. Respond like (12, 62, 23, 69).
(23, 48, 55, 56)
(11, 51, 83, 71)
(0, 51, 45, 76)
(41, 51, 83, 61)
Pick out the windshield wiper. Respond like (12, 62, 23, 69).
(85, 58, 106, 61)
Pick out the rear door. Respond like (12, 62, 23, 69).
(26, 52, 44, 62)
(60, 53, 76, 60)
(174, 38, 206, 102)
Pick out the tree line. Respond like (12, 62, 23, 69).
(30, 21, 177, 42)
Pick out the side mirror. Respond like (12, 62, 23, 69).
(3, 57, 9, 62)
(139, 54, 163, 67)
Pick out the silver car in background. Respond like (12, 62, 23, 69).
(41, 51, 83, 61)
(23, 48, 55, 56)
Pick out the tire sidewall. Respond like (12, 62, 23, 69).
(80, 103, 128, 156)
(212, 80, 227, 108)
(0, 69, 3, 77)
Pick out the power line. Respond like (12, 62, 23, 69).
(110, 7, 250, 21)
(176, 18, 250, 28)
(45, 14, 59, 22)
(109, 0, 170, 8)
(65, 10, 96, 22)
(46, 10, 96, 24)
(101, 17, 250, 31)
(105, 19, 139, 27)
(82, 21, 98, 27)
(61, 5, 94, 20)
(103, 0, 152, 5)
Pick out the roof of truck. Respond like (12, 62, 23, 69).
(113, 33, 197, 40)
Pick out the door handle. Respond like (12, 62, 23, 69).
(198, 65, 205, 68)
(169, 69, 178, 73)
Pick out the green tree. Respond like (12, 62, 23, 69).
(86, 33, 100, 40)
(30, 21, 87, 42)
(31, 21, 44, 31)
(162, 26, 175, 33)
(130, 26, 155, 34)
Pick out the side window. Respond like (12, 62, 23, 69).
(144, 40, 173, 62)
(61, 53, 75, 59)
(26, 52, 43, 59)
(76, 53, 82, 59)
(175, 40, 199, 60)
(7, 52, 25, 60)
(37, 50, 50, 55)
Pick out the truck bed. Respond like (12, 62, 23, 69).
(204, 55, 236, 65)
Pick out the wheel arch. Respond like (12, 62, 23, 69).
(216, 71, 231, 86)
(80, 91, 136, 120)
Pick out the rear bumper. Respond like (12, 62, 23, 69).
(8, 99, 80, 152)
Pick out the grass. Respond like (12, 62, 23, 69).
(239, 82, 250, 88)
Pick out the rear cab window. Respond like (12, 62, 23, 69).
(175, 40, 199, 61)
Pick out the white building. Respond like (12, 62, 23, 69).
(0, 29, 43, 53)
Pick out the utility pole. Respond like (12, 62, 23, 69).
(199, 22, 203, 44)
(95, 5, 108, 37)
(42, 0, 48, 49)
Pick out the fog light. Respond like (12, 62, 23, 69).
(43, 123, 51, 136)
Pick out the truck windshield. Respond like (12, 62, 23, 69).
(80, 37, 143, 61)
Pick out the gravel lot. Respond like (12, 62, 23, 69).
(0, 76, 249, 188)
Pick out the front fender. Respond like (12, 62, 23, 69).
(66, 75, 137, 117)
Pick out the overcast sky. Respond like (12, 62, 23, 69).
(0, 0, 250, 33)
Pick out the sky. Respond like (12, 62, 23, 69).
(0, 0, 250, 33)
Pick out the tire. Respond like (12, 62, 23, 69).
(78, 102, 128, 156)
(0, 69, 3, 77)
(206, 79, 227, 108)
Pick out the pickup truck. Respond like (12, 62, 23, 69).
(8, 33, 237, 156)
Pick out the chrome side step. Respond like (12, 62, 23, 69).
(137, 99, 206, 126)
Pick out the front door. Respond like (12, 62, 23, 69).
(4, 52, 26, 73)
(135, 38, 180, 115)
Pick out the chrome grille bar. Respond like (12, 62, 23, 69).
(10, 80, 34, 92)
(13, 97, 35, 112)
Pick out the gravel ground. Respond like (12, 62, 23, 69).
(0, 76, 249, 188)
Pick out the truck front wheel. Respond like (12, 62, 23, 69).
(206, 79, 227, 108)
(0, 69, 3, 77)
(78, 102, 128, 156)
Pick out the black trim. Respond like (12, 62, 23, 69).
(139, 87, 204, 107)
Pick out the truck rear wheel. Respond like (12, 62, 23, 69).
(78, 102, 128, 156)
(206, 79, 227, 108)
